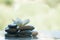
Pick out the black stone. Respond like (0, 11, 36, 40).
(17, 34, 32, 37)
(5, 34, 17, 37)
(8, 24, 17, 28)
(5, 28, 18, 34)
(18, 30, 32, 37)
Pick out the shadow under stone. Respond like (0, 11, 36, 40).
(5, 36, 38, 40)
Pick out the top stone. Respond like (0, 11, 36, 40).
(8, 24, 17, 28)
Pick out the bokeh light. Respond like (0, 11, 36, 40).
(0, 0, 60, 31)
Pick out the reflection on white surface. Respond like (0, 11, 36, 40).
(0, 30, 60, 40)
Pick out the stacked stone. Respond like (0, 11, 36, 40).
(5, 18, 38, 37)
(5, 24, 18, 37)
(18, 25, 35, 37)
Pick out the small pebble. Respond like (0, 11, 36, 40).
(32, 31, 38, 36)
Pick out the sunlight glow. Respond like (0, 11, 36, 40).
(0, 0, 60, 31)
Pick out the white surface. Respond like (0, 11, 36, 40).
(0, 30, 60, 40)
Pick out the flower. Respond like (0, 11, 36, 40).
(12, 18, 30, 27)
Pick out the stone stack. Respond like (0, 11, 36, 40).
(5, 18, 38, 37)
(5, 24, 18, 37)
(18, 25, 34, 37)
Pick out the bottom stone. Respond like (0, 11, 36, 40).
(5, 34, 32, 37)
(5, 34, 17, 37)
(18, 35, 32, 37)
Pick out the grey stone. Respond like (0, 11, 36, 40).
(19, 26, 34, 31)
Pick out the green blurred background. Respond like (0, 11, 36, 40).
(0, 0, 60, 31)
